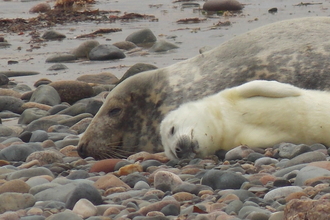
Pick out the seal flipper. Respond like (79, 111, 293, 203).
(236, 80, 301, 99)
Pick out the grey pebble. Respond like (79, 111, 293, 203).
(149, 40, 179, 52)
(125, 28, 157, 46)
(201, 170, 248, 190)
(89, 44, 125, 61)
(30, 85, 61, 106)
(46, 53, 77, 63)
(0, 143, 43, 161)
(48, 63, 68, 71)
(19, 108, 50, 125)
(42, 30, 66, 40)
(294, 165, 330, 186)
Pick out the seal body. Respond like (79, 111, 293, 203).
(78, 17, 330, 160)
(161, 80, 330, 159)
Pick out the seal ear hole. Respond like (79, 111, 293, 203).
(108, 108, 122, 117)
(170, 126, 175, 135)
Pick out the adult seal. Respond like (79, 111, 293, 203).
(78, 17, 330, 160)
(160, 80, 330, 159)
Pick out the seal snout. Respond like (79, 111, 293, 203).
(77, 142, 88, 159)
(175, 135, 198, 159)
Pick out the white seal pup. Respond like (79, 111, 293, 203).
(160, 80, 330, 159)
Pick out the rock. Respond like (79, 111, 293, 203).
(284, 198, 330, 220)
(154, 170, 183, 191)
(0, 96, 24, 114)
(294, 165, 330, 186)
(57, 103, 87, 116)
(264, 186, 303, 201)
(283, 151, 327, 168)
(122, 173, 148, 188)
(49, 81, 94, 104)
(26, 150, 64, 166)
(85, 99, 103, 115)
(18, 108, 49, 125)
(0, 193, 35, 214)
(46, 54, 77, 63)
(24, 118, 59, 132)
(0, 143, 43, 161)
(29, 85, 61, 106)
(0, 89, 20, 98)
(77, 72, 119, 84)
(125, 28, 157, 46)
(203, 0, 243, 11)
(89, 159, 123, 173)
(72, 199, 97, 218)
(225, 145, 255, 160)
(0, 179, 30, 194)
(42, 30, 66, 40)
(65, 183, 103, 209)
(89, 44, 126, 61)
(29, 2, 51, 13)
(71, 40, 100, 58)
(7, 167, 54, 180)
(118, 63, 158, 84)
(46, 210, 83, 220)
(0, 74, 9, 85)
(47, 63, 68, 71)
(149, 40, 179, 52)
(113, 41, 137, 50)
(201, 170, 248, 190)
(30, 130, 49, 142)
(0, 125, 17, 138)
(278, 143, 311, 159)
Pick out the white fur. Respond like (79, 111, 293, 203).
(160, 80, 330, 159)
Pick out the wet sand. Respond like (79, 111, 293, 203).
(1, 0, 329, 88)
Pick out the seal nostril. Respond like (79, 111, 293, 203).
(77, 143, 87, 158)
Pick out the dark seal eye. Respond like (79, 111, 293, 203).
(108, 108, 122, 117)
(170, 126, 175, 135)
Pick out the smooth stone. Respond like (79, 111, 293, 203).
(47, 63, 68, 71)
(48, 104, 69, 115)
(24, 118, 58, 132)
(18, 108, 50, 125)
(254, 157, 279, 167)
(25, 176, 50, 188)
(70, 118, 92, 134)
(283, 151, 327, 168)
(0, 71, 39, 77)
(0, 74, 9, 85)
(30, 85, 61, 106)
(89, 159, 123, 173)
(46, 210, 83, 220)
(225, 145, 255, 160)
(34, 78, 52, 87)
(139, 196, 180, 216)
(264, 186, 303, 201)
(67, 170, 89, 180)
(89, 44, 125, 61)
(121, 172, 148, 188)
(7, 167, 54, 181)
(225, 199, 243, 215)
(134, 180, 150, 190)
(94, 173, 130, 190)
(0, 88, 21, 98)
(0, 193, 35, 214)
(71, 40, 100, 58)
(294, 165, 330, 186)
(85, 99, 103, 115)
(278, 143, 311, 159)
(72, 199, 97, 218)
(46, 53, 77, 63)
(26, 150, 64, 165)
(201, 170, 248, 190)
(34, 182, 79, 202)
(29, 182, 61, 195)
(274, 164, 307, 177)
(154, 170, 183, 191)
(269, 211, 284, 220)
(49, 81, 94, 104)
(118, 63, 158, 84)
(54, 138, 79, 149)
(125, 28, 157, 46)
(140, 159, 163, 171)
(160, 203, 180, 216)
(172, 183, 212, 195)
(0, 143, 43, 161)
(0, 96, 24, 114)
(0, 179, 30, 193)
(58, 113, 93, 127)
(0, 125, 17, 138)
(77, 72, 119, 84)
(65, 183, 103, 209)
(20, 216, 46, 220)
(0, 111, 20, 119)
(149, 40, 179, 52)
(42, 30, 66, 40)
(113, 41, 137, 50)
(57, 103, 87, 116)
(30, 130, 49, 142)
(203, 0, 243, 11)
(238, 205, 271, 219)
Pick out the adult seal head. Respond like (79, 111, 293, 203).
(78, 17, 330, 160)
(160, 80, 330, 159)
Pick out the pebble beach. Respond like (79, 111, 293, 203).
(1, 0, 330, 219)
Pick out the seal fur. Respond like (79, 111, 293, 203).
(78, 17, 330, 160)
(160, 80, 330, 159)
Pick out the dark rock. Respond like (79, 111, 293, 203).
(203, 0, 243, 11)
(125, 28, 157, 46)
(201, 170, 248, 190)
(65, 183, 103, 209)
(89, 44, 125, 61)
(118, 63, 158, 84)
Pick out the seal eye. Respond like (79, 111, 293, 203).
(108, 108, 122, 117)
(170, 126, 175, 135)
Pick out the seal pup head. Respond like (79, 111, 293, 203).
(160, 102, 222, 160)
